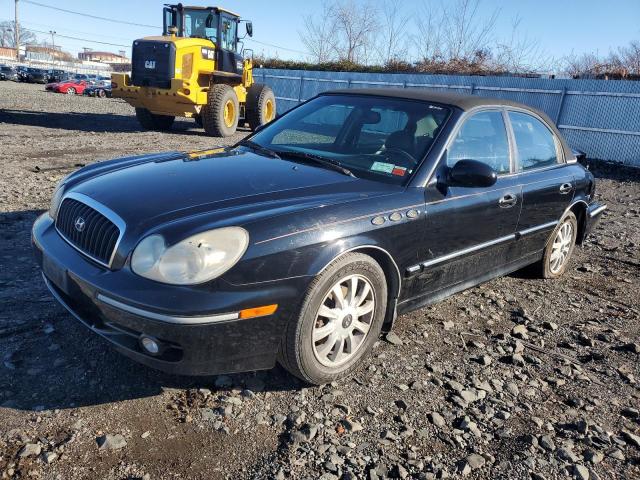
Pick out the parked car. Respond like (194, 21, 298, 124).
(21, 67, 49, 84)
(32, 89, 606, 384)
(52, 79, 88, 95)
(83, 80, 112, 98)
(47, 69, 66, 83)
(0, 65, 18, 81)
(15, 65, 28, 81)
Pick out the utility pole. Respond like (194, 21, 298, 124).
(15, 0, 20, 61)
(49, 30, 56, 48)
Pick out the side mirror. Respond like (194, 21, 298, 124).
(448, 159, 497, 188)
(246, 22, 253, 37)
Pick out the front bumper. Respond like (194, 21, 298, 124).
(111, 73, 206, 117)
(32, 213, 307, 376)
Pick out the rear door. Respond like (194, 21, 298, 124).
(407, 109, 523, 298)
(507, 110, 574, 258)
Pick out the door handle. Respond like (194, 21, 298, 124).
(498, 193, 518, 208)
(559, 183, 573, 194)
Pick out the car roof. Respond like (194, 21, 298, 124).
(323, 88, 539, 113)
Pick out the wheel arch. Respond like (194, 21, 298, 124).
(565, 199, 589, 245)
(316, 244, 402, 333)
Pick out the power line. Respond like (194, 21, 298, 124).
(27, 28, 131, 48)
(22, 0, 160, 29)
(12, 18, 139, 42)
(245, 38, 308, 56)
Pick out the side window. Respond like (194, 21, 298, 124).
(447, 111, 511, 174)
(221, 18, 237, 51)
(509, 112, 559, 171)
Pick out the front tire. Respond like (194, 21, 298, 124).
(246, 84, 276, 131)
(66, 87, 76, 95)
(135, 108, 175, 131)
(538, 211, 578, 278)
(279, 253, 387, 385)
(201, 84, 239, 137)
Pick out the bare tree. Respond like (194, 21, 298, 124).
(440, 0, 499, 62)
(0, 21, 36, 49)
(332, 0, 379, 63)
(413, 2, 445, 63)
(564, 51, 607, 78)
(376, 0, 410, 65)
(413, 0, 498, 68)
(299, 2, 338, 63)
(610, 40, 640, 75)
(492, 16, 552, 73)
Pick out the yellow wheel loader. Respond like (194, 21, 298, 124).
(111, 4, 276, 137)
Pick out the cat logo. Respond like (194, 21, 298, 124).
(144, 60, 156, 69)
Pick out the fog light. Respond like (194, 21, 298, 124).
(140, 335, 160, 355)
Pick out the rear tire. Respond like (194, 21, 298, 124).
(278, 252, 387, 385)
(66, 87, 76, 95)
(537, 211, 578, 279)
(135, 108, 175, 131)
(201, 84, 239, 137)
(246, 84, 276, 131)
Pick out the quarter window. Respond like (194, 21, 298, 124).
(447, 111, 511, 174)
(509, 112, 559, 171)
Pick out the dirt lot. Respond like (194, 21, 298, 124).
(0, 81, 639, 480)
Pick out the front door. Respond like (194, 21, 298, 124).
(406, 109, 522, 300)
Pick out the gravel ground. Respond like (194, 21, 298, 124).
(0, 81, 639, 480)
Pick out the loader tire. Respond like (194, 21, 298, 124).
(202, 84, 239, 137)
(246, 84, 276, 131)
(135, 108, 174, 131)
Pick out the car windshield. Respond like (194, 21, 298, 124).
(248, 94, 451, 185)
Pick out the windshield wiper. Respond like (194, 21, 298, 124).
(237, 140, 281, 159)
(274, 150, 355, 177)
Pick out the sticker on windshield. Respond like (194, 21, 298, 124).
(370, 162, 395, 174)
(392, 166, 407, 176)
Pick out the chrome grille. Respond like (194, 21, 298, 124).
(55, 197, 121, 267)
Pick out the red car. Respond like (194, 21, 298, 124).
(53, 79, 88, 95)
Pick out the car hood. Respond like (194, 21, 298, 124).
(68, 148, 397, 235)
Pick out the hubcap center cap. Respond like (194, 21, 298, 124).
(342, 314, 353, 329)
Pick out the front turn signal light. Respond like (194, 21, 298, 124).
(239, 304, 278, 319)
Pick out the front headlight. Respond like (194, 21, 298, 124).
(48, 176, 69, 220)
(131, 227, 249, 285)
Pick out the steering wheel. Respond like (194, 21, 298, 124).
(380, 147, 418, 167)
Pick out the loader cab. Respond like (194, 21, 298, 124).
(162, 4, 246, 77)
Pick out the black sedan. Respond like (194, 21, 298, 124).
(32, 89, 606, 384)
(83, 81, 112, 98)
(21, 67, 48, 84)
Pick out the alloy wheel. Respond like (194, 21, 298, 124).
(549, 221, 573, 274)
(312, 274, 375, 368)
